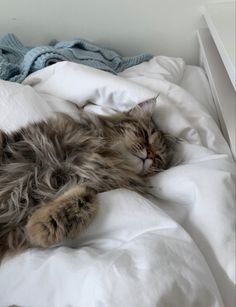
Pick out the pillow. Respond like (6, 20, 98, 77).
(23, 61, 157, 112)
(0, 79, 78, 132)
(119, 56, 186, 91)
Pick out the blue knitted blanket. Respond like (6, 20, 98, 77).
(0, 33, 153, 83)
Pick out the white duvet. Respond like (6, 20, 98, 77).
(0, 57, 235, 307)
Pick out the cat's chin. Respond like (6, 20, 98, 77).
(133, 156, 144, 174)
(143, 159, 153, 173)
(125, 154, 153, 175)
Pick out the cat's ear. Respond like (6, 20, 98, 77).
(127, 96, 158, 118)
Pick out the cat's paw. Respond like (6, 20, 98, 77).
(26, 187, 97, 248)
(26, 205, 67, 248)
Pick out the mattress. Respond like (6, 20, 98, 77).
(0, 57, 235, 307)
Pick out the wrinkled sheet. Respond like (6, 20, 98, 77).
(0, 57, 235, 307)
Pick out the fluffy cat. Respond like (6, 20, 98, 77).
(0, 101, 174, 256)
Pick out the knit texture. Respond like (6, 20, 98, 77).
(0, 33, 153, 83)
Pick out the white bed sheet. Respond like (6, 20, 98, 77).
(0, 58, 235, 307)
(181, 65, 219, 124)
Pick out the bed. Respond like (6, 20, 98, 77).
(0, 53, 235, 307)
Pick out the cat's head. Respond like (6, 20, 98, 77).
(111, 99, 175, 176)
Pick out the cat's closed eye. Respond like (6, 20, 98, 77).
(143, 130, 149, 142)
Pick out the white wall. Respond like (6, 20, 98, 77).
(0, 0, 214, 64)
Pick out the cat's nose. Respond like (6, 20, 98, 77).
(147, 150, 155, 160)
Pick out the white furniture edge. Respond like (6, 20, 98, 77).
(197, 28, 236, 160)
(201, 3, 236, 91)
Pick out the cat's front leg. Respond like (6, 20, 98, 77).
(26, 186, 97, 248)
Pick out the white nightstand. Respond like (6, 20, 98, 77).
(197, 1, 236, 160)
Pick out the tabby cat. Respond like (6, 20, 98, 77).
(0, 100, 174, 256)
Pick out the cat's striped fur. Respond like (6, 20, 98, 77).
(0, 103, 175, 256)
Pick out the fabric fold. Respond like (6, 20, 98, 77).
(0, 33, 153, 82)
